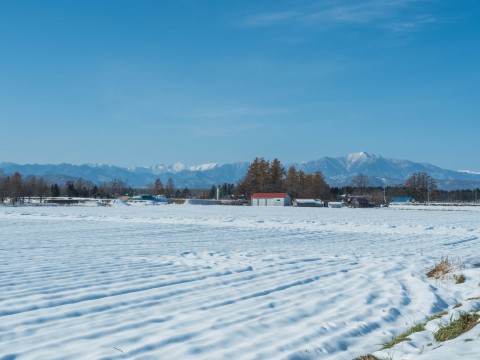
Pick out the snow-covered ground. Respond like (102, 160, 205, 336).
(1, 205, 479, 360)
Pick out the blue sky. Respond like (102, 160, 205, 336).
(1, 0, 479, 171)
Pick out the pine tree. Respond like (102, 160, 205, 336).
(165, 178, 175, 198)
(182, 187, 191, 198)
(236, 157, 271, 198)
(284, 165, 299, 198)
(312, 171, 329, 199)
(10, 172, 23, 203)
(0, 176, 11, 203)
(154, 178, 164, 196)
(66, 182, 78, 197)
(51, 183, 60, 197)
(269, 158, 284, 192)
(209, 185, 217, 199)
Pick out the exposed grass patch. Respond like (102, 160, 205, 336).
(381, 322, 426, 349)
(434, 311, 480, 342)
(466, 296, 480, 301)
(428, 311, 448, 321)
(453, 303, 462, 309)
(426, 256, 465, 280)
(454, 274, 466, 284)
(353, 355, 380, 360)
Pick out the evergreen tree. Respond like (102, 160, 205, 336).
(154, 178, 164, 196)
(284, 165, 299, 198)
(25, 175, 36, 201)
(51, 183, 60, 197)
(269, 158, 284, 192)
(296, 170, 306, 198)
(66, 182, 78, 197)
(209, 185, 217, 199)
(165, 178, 175, 198)
(311, 171, 329, 199)
(181, 187, 191, 198)
(10, 172, 23, 203)
(236, 157, 271, 198)
(0, 175, 11, 203)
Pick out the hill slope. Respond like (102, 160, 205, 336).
(1, 152, 479, 189)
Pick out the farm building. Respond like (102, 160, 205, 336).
(251, 193, 291, 207)
(391, 197, 415, 203)
(294, 199, 323, 207)
(348, 196, 374, 208)
(327, 202, 344, 208)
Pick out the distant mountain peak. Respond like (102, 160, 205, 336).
(86, 162, 111, 168)
(189, 163, 218, 172)
(345, 152, 379, 169)
(171, 162, 186, 173)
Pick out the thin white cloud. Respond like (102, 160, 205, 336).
(241, 0, 438, 32)
(386, 14, 438, 32)
(174, 106, 286, 120)
(242, 11, 299, 27)
(170, 106, 287, 137)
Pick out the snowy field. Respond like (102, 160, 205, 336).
(1, 205, 480, 360)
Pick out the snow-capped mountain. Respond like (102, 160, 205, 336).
(296, 152, 480, 189)
(1, 153, 480, 189)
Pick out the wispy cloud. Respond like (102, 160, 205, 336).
(241, 0, 438, 32)
(197, 107, 284, 119)
(174, 106, 286, 120)
(188, 121, 264, 138)
(171, 106, 286, 137)
(243, 11, 299, 27)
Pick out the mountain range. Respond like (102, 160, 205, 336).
(1, 152, 480, 190)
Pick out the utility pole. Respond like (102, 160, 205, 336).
(427, 181, 430, 205)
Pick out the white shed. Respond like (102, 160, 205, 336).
(327, 201, 344, 208)
(251, 193, 291, 206)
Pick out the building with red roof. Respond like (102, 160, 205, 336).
(251, 193, 291, 206)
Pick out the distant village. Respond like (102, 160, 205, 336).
(0, 158, 479, 207)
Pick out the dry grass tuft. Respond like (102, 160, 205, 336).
(353, 355, 380, 360)
(466, 296, 480, 301)
(426, 256, 465, 280)
(454, 274, 466, 284)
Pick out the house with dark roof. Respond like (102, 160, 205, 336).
(251, 193, 291, 206)
(348, 196, 374, 208)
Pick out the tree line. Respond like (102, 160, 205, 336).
(0, 172, 192, 204)
(1, 167, 478, 205)
(0, 172, 136, 203)
(145, 178, 191, 199)
(234, 159, 480, 204)
(235, 158, 330, 200)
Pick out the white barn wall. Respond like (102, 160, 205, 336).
(251, 195, 291, 206)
